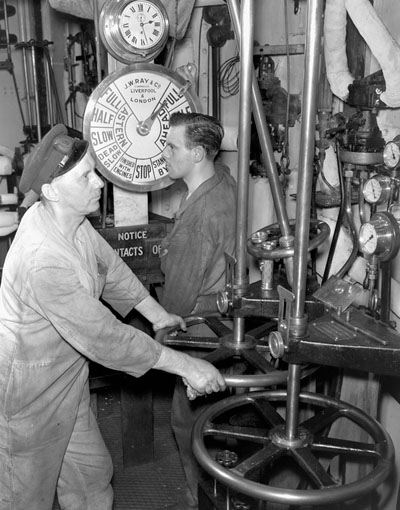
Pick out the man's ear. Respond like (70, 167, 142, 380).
(41, 182, 59, 202)
(193, 145, 205, 163)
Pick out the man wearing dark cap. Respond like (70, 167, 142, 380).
(0, 125, 226, 510)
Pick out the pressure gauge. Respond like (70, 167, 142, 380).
(99, 0, 169, 64)
(383, 136, 400, 169)
(83, 63, 201, 192)
(359, 211, 400, 261)
(362, 174, 392, 204)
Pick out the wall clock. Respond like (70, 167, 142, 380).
(99, 0, 170, 64)
(83, 63, 202, 192)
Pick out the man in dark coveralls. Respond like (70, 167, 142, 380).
(158, 112, 237, 510)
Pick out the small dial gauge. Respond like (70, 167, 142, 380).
(383, 137, 400, 169)
(362, 175, 391, 205)
(359, 222, 378, 255)
(359, 211, 400, 261)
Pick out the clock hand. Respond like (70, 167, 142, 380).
(137, 98, 169, 135)
(140, 23, 149, 45)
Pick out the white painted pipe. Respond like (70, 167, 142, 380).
(0, 211, 18, 228)
(324, 0, 400, 107)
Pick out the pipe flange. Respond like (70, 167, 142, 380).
(339, 150, 383, 166)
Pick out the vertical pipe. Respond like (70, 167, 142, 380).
(234, 0, 253, 289)
(30, 43, 42, 141)
(291, 0, 324, 322)
(44, 48, 54, 127)
(17, 0, 33, 131)
(284, 0, 323, 441)
(93, 0, 102, 86)
(285, 363, 302, 439)
(21, 45, 33, 131)
(231, 0, 254, 345)
(227, 0, 291, 239)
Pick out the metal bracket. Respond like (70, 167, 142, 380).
(277, 285, 295, 343)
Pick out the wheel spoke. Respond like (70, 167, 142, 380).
(312, 436, 383, 460)
(240, 349, 278, 373)
(203, 345, 236, 364)
(204, 421, 270, 444)
(204, 316, 233, 336)
(232, 443, 285, 478)
(300, 406, 342, 433)
(250, 395, 285, 427)
(291, 447, 339, 488)
(246, 321, 277, 339)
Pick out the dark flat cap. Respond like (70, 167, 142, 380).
(20, 124, 89, 194)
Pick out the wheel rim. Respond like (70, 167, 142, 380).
(192, 389, 394, 506)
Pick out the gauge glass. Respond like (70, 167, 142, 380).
(362, 177, 382, 204)
(359, 223, 378, 255)
(383, 140, 400, 168)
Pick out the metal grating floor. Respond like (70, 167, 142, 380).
(53, 371, 185, 510)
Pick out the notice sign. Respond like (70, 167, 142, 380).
(98, 222, 169, 284)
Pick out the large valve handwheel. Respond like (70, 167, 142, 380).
(248, 219, 330, 261)
(160, 316, 316, 388)
(192, 389, 394, 506)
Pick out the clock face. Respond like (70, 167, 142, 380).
(119, 1, 167, 50)
(100, 0, 169, 64)
(83, 63, 202, 192)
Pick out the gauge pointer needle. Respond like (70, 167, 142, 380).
(137, 99, 168, 135)
(361, 234, 374, 250)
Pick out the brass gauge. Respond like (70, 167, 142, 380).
(383, 135, 400, 169)
(359, 211, 400, 261)
(99, 0, 170, 64)
(362, 174, 392, 205)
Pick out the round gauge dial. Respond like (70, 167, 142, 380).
(359, 222, 378, 255)
(359, 211, 400, 261)
(362, 174, 392, 205)
(99, 0, 169, 64)
(383, 137, 400, 169)
(83, 63, 201, 192)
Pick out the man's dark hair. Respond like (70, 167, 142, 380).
(169, 112, 224, 160)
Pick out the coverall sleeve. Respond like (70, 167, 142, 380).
(26, 263, 162, 377)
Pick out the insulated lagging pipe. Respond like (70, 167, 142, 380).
(324, 0, 400, 107)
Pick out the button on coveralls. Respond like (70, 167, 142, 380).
(0, 202, 162, 510)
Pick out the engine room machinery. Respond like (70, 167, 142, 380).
(160, 0, 400, 508)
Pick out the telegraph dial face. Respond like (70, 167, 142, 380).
(83, 63, 202, 192)
(99, 0, 169, 64)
